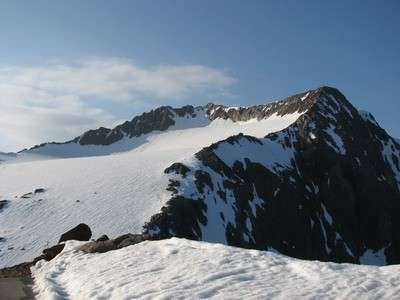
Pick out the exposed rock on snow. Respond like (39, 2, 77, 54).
(164, 162, 190, 177)
(0, 200, 8, 212)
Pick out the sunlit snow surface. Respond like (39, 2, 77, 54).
(32, 238, 400, 300)
(0, 112, 301, 268)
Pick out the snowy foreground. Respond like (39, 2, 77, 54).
(33, 238, 400, 300)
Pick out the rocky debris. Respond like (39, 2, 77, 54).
(79, 233, 150, 254)
(58, 223, 92, 243)
(0, 223, 94, 278)
(20, 188, 46, 199)
(144, 86, 400, 265)
(0, 228, 152, 276)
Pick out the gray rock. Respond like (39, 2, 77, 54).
(79, 240, 117, 254)
(117, 233, 150, 248)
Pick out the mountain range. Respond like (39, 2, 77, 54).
(1, 86, 399, 271)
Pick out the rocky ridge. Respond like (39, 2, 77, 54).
(27, 91, 317, 150)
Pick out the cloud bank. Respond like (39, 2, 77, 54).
(0, 58, 236, 152)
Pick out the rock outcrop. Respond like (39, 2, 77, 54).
(78, 233, 150, 254)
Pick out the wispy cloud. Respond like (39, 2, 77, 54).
(1, 57, 236, 102)
(0, 57, 236, 152)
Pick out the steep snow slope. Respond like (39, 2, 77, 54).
(0, 109, 302, 268)
(32, 238, 400, 299)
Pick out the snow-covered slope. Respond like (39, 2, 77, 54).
(32, 238, 400, 299)
(0, 105, 303, 268)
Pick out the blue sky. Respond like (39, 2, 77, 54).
(1, 0, 399, 152)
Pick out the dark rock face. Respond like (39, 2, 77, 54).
(144, 87, 400, 265)
(75, 105, 177, 146)
(58, 223, 92, 243)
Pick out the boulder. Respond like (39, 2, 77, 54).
(58, 223, 92, 243)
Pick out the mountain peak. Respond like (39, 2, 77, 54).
(143, 86, 400, 265)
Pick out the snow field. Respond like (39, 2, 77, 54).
(32, 238, 400, 300)
(0, 111, 303, 268)
(0, 150, 180, 268)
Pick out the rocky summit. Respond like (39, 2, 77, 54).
(144, 86, 400, 265)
